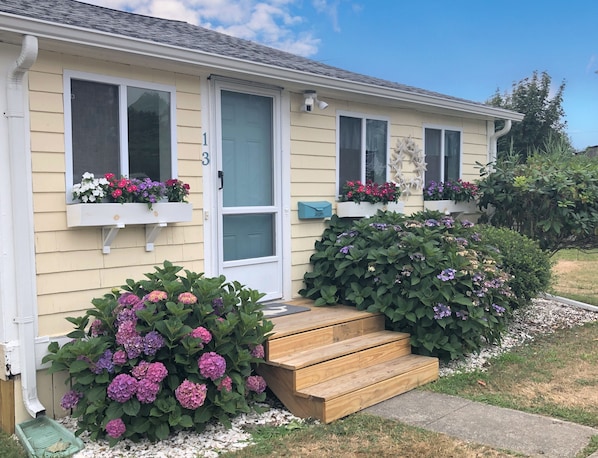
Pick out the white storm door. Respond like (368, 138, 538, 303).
(216, 86, 282, 301)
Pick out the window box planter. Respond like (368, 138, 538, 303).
(336, 201, 404, 218)
(66, 202, 192, 253)
(423, 200, 478, 216)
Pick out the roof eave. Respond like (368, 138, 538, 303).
(0, 13, 524, 122)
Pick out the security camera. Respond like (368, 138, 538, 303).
(304, 94, 314, 111)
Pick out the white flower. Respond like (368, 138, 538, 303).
(81, 172, 94, 180)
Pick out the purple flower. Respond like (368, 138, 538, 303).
(136, 379, 160, 404)
(116, 320, 139, 346)
(118, 292, 143, 308)
(472, 272, 484, 283)
(218, 376, 233, 392)
(433, 303, 452, 320)
(369, 223, 388, 230)
(198, 352, 226, 381)
(175, 379, 207, 409)
(246, 375, 267, 394)
(90, 319, 105, 337)
(145, 362, 168, 383)
(212, 297, 224, 315)
(471, 232, 481, 242)
(60, 390, 83, 410)
(455, 310, 469, 321)
(492, 303, 506, 315)
(424, 218, 439, 227)
(143, 331, 165, 356)
(107, 374, 138, 403)
(131, 361, 150, 380)
(190, 327, 212, 344)
(437, 268, 457, 282)
(124, 335, 144, 360)
(441, 216, 455, 228)
(92, 350, 114, 374)
(105, 418, 126, 439)
(339, 245, 353, 254)
(250, 344, 265, 359)
(461, 219, 474, 228)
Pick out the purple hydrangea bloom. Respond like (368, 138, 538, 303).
(245, 375, 267, 393)
(116, 320, 139, 346)
(118, 292, 143, 308)
(92, 350, 114, 374)
(136, 379, 160, 404)
(212, 297, 224, 315)
(339, 245, 353, 254)
(124, 335, 144, 360)
(143, 331, 165, 356)
(90, 319, 105, 337)
(492, 303, 506, 315)
(145, 362, 168, 383)
(437, 268, 457, 282)
(112, 349, 127, 365)
(60, 390, 83, 410)
(175, 379, 207, 409)
(107, 374, 138, 403)
(433, 303, 452, 320)
(105, 418, 126, 438)
(250, 344, 265, 359)
(131, 361, 150, 380)
(198, 352, 226, 381)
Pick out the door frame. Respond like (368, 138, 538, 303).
(202, 75, 292, 301)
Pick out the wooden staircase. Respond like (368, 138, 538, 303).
(257, 299, 439, 423)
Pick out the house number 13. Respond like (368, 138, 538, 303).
(202, 133, 210, 165)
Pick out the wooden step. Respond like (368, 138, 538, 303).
(298, 354, 439, 423)
(266, 312, 384, 360)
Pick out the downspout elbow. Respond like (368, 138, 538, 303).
(489, 119, 512, 165)
(7, 35, 44, 418)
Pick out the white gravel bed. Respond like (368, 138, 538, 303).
(439, 297, 598, 376)
(52, 297, 596, 457)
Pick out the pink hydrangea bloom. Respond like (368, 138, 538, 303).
(115, 320, 139, 346)
(136, 379, 160, 404)
(246, 375, 267, 393)
(105, 418, 126, 438)
(175, 379, 207, 410)
(145, 362, 168, 383)
(190, 326, 212, 344)
(178, 292, 197, 305)
(118, 292, 143, 308)
(107, 374, 138, 403)
(198, 352, 226, 381)
(90, 319, 104, 337)
(131, 361, 150, 380)
(147, 290, 168, 303)
(250, 344, 265, 359)
(112, 350, 127, 365)
(217, 376, 232, 392)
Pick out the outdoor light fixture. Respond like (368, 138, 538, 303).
(302, 90, 328, 112)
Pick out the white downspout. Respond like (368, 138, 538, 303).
(6, 35, 44, 418)
(488, 119, 512, 165)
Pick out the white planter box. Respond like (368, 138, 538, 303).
(423, 200, 478, 216)
(67, 202, 192, 227)
(66, 203, 193, 253)
(336, 201, 404, 218)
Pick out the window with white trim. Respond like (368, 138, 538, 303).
(65, 72, 177, 196)
(338, 113, 389, 194)
(424, 127, 461, 185)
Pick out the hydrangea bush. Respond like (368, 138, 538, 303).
(300, 212, 514, 360)
(43, 262, 273, 445)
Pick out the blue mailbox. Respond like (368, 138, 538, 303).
(298, 201, 332, 219)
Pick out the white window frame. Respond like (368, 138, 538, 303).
(423, 124, 463, 184)
(63, 70, 178, 202)
(336, 110, 390, 194)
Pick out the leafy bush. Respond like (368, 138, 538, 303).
(300, 212, 514, 360)
(477, 225, 552, 307)
(477, 151, 598, 254)
(43, 262, 273, 445)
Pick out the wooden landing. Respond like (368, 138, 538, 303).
(258, 299, 439, 423)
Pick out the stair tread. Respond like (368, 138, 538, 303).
(297, 354, 438, 401)
(267, 301, 382, 339)
(268, 330, 410, 369)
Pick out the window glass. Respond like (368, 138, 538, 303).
(127, 87, 172, 182)
(424, 127, 461, 186)
(71, 79, 120, 182)
(338, 115, 388, 194)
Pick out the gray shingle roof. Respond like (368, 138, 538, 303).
(0, 0, 486, 107)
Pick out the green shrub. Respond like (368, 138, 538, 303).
(477, 225, 552, 307)
(43, 261, 273, 445)
(0, 429, 26, 458)
(300, 212, 514, 360)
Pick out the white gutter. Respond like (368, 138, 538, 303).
(488, 119, 512, 164)
(6, 34, 44, 418)
(0, 13, 524, 123)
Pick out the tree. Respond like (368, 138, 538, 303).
(488, 71, 571, 161)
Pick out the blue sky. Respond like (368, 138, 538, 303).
(87, 0, 598, 150)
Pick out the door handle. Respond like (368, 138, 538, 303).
(218, 170, 224, 190)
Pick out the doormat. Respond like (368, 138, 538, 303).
(261, 303, 311, 318)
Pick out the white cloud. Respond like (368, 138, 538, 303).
(81, 0, 321, 56)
